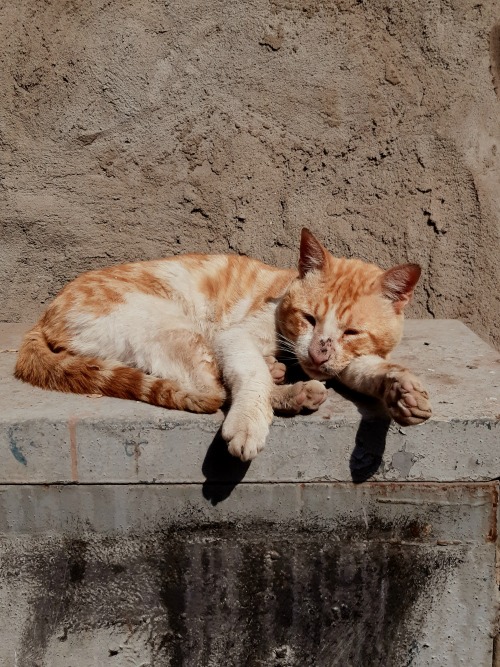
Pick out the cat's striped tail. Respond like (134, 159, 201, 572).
(14, 325, 225, 413)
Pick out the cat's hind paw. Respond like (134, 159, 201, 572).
(272, 380, 327, 413)
(292, 380, 327, 411)
(384, 372, 432, 426)
(264, 356, 286, 384)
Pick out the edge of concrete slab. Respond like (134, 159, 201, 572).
(1, 320, 499, 484)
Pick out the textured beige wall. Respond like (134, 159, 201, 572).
(1, 0, 499, 347)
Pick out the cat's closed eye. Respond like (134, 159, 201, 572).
(303, 313, 316, 326)
(344, 328, 360, 336)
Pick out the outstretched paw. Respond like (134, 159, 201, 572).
(264, 356, 286, 385)
(384, 371, 432, 426)
(222, 407, 271, 462)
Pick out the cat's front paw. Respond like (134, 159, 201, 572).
(222, 407, 271, 462)
(384, 371, 432, 426)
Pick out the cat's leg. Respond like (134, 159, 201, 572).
(264, 356, 328, 412)
(271, 381, 327, 413)
(49, 297, 225, 412)
(147, 329, 226, 409)
(215, 330, 277, 461)
(339, 355, 432, 426)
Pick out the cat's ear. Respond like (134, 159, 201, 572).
(299, 228, 327, 277)
(381, 264, 421, 314)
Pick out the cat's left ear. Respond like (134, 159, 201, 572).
(299, 228, 328, 277)
(381, 264, 421, 314)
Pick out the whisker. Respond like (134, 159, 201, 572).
(277, 339, 294, 348)
(275, 330, 292, 341)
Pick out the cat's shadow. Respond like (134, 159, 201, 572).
(284, 361, 391, 483)
(202, 427, 251, 505)
(202, 367, 391, 505)
(326, 380, 391, 483)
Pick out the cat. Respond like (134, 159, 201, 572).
(15, 228, 431, 461)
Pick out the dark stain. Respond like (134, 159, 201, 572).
(68, 539, 87, 585)
(490, 23, 500, 98)
(270, 548, 294, 646)
(7, 518, 463, 667)
(14, 537, 88, 665)
(487, 484, 498, 543)
(152, 534, 188, 666)
(236, 542, 268, 666)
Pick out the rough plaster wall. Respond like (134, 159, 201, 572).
(0, 0, 499, 347)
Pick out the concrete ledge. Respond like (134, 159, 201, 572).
(1, 320, 499, 484)
(1, 322, 499, 667)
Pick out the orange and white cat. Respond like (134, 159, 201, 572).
(15, 229, 431, 461)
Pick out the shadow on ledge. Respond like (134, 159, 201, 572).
(202, 382, 392, 503)
(350, 416, 391, 483)
(327, 379, 391, 484)
(202, 427, 251, 505)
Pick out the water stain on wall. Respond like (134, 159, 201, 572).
(5, 519, 461, 667)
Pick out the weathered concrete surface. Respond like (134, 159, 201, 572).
(1, 0, 499, 349)
(1, 320, 499, 484)
(0, 482, 497, 667)
(1, 320, 499, 665)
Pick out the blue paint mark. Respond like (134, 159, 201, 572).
(124, 441, 136, 457)
(124, 440, 147, 457)
(8, 428, 27, 466)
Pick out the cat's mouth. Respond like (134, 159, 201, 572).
(299, 351, 351, 380)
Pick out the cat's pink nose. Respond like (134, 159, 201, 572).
(308, 348, 331, 366)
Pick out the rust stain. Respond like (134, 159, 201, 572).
(408, 522, 432, 539)
(68, 416, 79, 482)
(363, 481, 499, 493)
(134, 442, 141, 477)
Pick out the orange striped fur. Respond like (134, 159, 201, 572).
(15, 228, 431, 460)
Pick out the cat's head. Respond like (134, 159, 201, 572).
(277, 228, 421, 380)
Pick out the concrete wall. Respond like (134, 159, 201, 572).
(1, 0, 499, 348)
(1, 483, 497, 667)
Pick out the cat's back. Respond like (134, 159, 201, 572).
(155, 253, 296, 323)
(45, 253, 295, 323)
